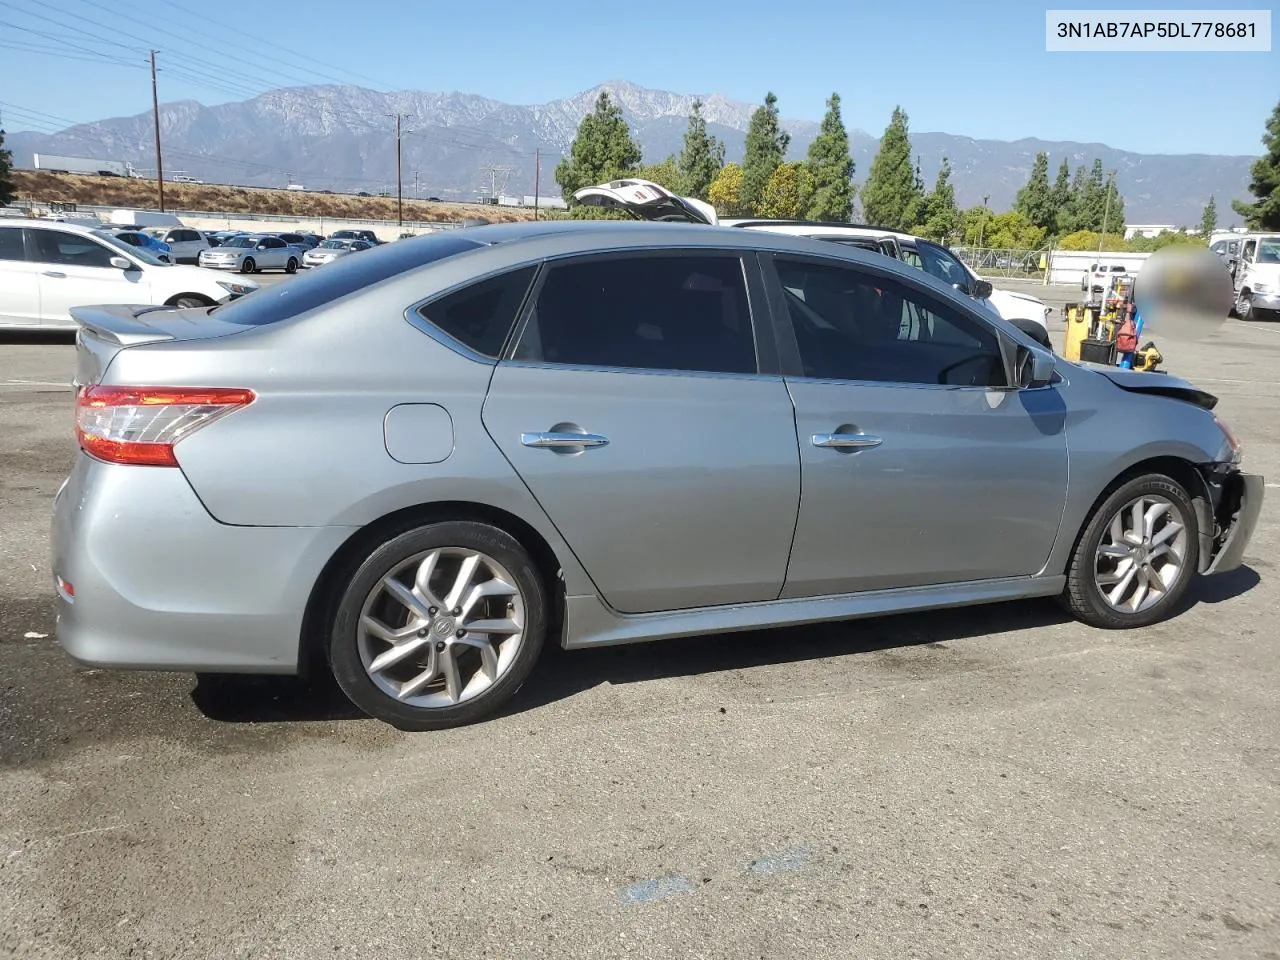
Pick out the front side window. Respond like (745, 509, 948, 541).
(29, 230, 117, 269)
(774, 257, 1005, 387)
(513, 254, 757, 375)
(0, 228, 26, 261)
(914, 242, 971, 290)
(418, 266, 537, 358)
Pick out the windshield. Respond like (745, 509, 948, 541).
(914, 242, 972, 289)
(211, 233, 485, 326)
(320, 239, 350, 249)
(223, 237, 257, 248)
(92, 230, 168, 266)
(1257, 239, 1280, 264)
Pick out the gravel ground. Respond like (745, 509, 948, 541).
(1, 284, 1277, 959)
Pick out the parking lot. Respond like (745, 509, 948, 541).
(2, 281, 1278, 959)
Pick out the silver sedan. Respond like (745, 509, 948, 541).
(53, 221, 1263, 731)
(303, 237, 372, 268)
(198, 234, 302, 274)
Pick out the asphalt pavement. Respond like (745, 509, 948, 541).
(1, 282, 1278, 959)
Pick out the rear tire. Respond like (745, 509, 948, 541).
(1061, 473, 1199, 629)
(285, 257, 298, 274)
(328, 520, 547, 731)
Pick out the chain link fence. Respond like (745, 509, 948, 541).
(952, 246, 1053, 281)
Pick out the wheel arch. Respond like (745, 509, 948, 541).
(1055, 455, 1214, 578)
(297, 500, 567, 678)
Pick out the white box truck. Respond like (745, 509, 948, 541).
(34, 154, 129, 177)
(108, 209, 183, 228)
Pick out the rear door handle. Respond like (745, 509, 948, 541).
(521, 431, 610, 450)
(812, 432, 883, 450)
(42, 271, 66, 279)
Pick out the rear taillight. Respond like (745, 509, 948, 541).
(75, 385, 255, 467)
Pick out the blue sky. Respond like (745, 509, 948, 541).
(1, 0, 1276, 155)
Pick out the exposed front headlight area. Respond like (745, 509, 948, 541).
(1215, 414, 1243, 464)
(215, 280, 256, 299)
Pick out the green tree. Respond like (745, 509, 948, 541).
(861, 106, 922, 231)
(1232, 99, 1280, 230)
(959, 204, 994, 246)
(1199, 196, 1218, 238)
(677, 99, 725, 200)
(910, 157, 959, 241)
(1077, 159, 1108, 232)
(760, 162, 816, 219)
(708, 162, 746, 217)
(554, 91, 642, 201)
(0, 128, 13, 206)
(803, 92, 854, 221)
(1057, 229, 1126, 252)
(1057, 164, 1089, 233)
(1126, 229, 1204, 252)
(1015, 152, 1055, 234)
(1099, 171, 1126, 236)
(740, 92, 790, 216)
(1050, 158, 1072, 235)
(982, 211, 1047, 250)
(637, 155, 683, 192)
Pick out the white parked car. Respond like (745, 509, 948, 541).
(302, 237, 372, 268)
(1229, 234, 1280, 322)
(0, 220, 259, 330)
(572, 179, 1053, 347)
(198, 234, 303, 274)
(144, 226, 211, 264)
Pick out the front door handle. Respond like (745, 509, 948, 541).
(521, 431, 610, 450)
(42, 271, 67, 279)
(812, 432, 883, 450)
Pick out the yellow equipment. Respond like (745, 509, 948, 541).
(1062, 303, 1096, 361)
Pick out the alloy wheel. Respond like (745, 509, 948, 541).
(1093, 494, 1188, 614)
(356, 547, 526, 708)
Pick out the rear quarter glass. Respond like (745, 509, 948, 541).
(211, 234, 485, 327)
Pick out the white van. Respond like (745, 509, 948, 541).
(108, 209, 183, 229)
(1229, 234, 1280, 322)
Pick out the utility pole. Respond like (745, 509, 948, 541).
(534, 150, 540, 220)
(150, 50, 165, 212)
(394, 113, 403, 225)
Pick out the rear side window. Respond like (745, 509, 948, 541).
(212, 233, 485, 326)
(0, 228, 25, 261)
(417, 266, 537, 358)
(513, 254, 756, 375)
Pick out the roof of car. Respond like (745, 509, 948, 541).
(1, 219, 107, 234)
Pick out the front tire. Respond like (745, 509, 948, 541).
(1062, 474, 1199, 629)
(171, 295, 210, 308)
(328, 521, 547, 731)
(240, 257, 256, 274)
(1236, 290, 1253, 321)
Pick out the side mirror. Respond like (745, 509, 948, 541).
(109, 256, 134, 270)
(1016, 344, 1055, 389)
(970, 278, 993, 299)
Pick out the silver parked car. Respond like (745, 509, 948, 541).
(53, 222, 1263, 731)
(198, 234, 302, 274)
(303, 237, 372, 268)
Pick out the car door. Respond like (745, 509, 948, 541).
(762, 251, 1068, 598)
(0, 227, 41, 326)
(28, 229, 151, 326)
(481, 249, 802, 614)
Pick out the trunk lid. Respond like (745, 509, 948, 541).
(572, 179, 719, 225)
(71, 303, 252, 388)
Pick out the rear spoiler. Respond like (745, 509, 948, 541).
(70, 304, 183, 346)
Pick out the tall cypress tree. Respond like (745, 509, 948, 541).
(740, 92, 790, 216)
(0, 128, 14, 206)
(1015, 152, 1054, 233)
(677, 99, 725, 201)
(861, 106, 921, 231)
(1200, 196, 1218, 237)
(555, 91, 642, 201)
(1050, 158, 1072, 235)
(1232, 99, 1280, 230)
(803, 92, 854, 222)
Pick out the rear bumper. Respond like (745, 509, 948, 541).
(1204, 471, 1264, 576)
(51, 453, 356, 674)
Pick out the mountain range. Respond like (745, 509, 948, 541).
(7, 80, 1254, 226)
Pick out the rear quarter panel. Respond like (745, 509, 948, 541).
(1045, 363, 1231, 575)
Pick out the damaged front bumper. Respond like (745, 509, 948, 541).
(1196, 465, 1265, 575)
